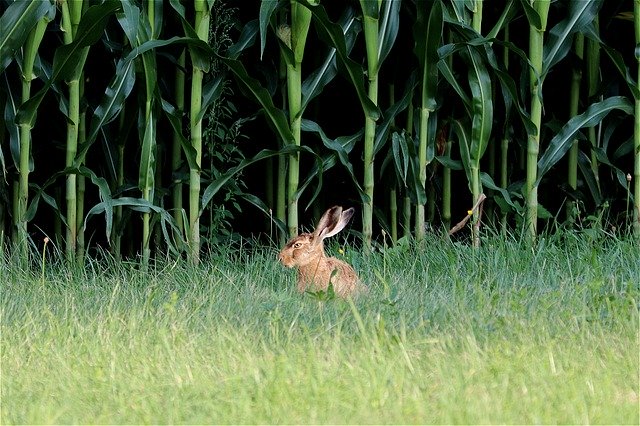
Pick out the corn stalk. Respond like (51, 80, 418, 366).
(635, 0, 640, 237)
(189, 0, 213, 264)
(413, 0, 442, 241)
(566, 33, 584, 221)
(17, 11, 51, 260)
(60, 0, 88, 263)
(284, 0, 311, 237)
(525, 0, 550, 240)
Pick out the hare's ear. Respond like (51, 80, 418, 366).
(313, 206, 355, 242)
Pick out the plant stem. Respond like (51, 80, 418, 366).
(634, 0, 640, 237)
(172, 50, 186, 238)
(443, 139, 452, 231)
(567, 33, 584, 222)
(286, 1, 311, 238)
(189, 0, 211, 264)
(415, 106, 429, 240)
(17, 15, 48, 261)
(361, 8, 380, 249)
(587, 17, 602, 204)
(526, 0, 550, 241)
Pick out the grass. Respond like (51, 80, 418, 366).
(1, 233, 638, 424)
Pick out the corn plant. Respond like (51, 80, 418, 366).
(412, 0, 442, 241)
(635, 0, 640, 236)
(0, 1, 54, 261)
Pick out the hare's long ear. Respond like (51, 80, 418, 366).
(313, 206, 355, 243)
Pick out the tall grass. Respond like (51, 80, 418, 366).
(2, 235, 637, 424)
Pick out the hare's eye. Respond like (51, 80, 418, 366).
(293, 242, 303, 249)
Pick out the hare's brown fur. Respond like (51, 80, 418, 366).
(278, 206, 364, 298)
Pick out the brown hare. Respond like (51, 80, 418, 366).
(278, 206, 365, 298)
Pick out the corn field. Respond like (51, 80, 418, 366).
(0, 0, 638, 265)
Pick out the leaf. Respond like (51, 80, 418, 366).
(228, 19, 258, 59)
(582, 21, 640, 99)
(16, 0, 123, 128)
(301, 119, 364, 195)
(222, 57, 295, 146)
(359, 0, 379, 20)
(486, 0, 517, 39)
(2, 74, 20, 173)
(537, 96, 633, 184)
(0, 0, 54, 75)
(238, 192, 287, 235)
(542, 0, 603, 78)
(298, 6, 360, 119)
(259, 0, 281, 59)
(161, 99, 198, 170)
(138, 110, 156, 201)
(295, 0, 381, 120)
(451, 118, 473, 185)
(374, 71, 419, 155)
(414, 0, 443, 111)
(519, 0, 541, 30)
(377, 0, 401, 67)
(466, 47, 493, 164)
(200, 145, 316, 215)
(480, 172, 519, 211)
(77, 57, 136, 164)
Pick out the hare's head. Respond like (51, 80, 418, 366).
(278, 206, 355, 268)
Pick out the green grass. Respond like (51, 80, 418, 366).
(1, 234, 638, 424)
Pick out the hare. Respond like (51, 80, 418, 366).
(278, 206, 365, 298)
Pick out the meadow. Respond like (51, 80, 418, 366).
(1, 233, 638, 424)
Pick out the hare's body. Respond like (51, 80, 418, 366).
(278, 206, 364, 298)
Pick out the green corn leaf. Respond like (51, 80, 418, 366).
(519, 0, 542, 30)
(24, 183, 69, 228)
(301, 118, 364, 195)
(452, 119, 473, 185)
(168, 1, 213, 71)
(466, 47, 493, 164)
(201, 145, 316, 215)
(195, 74, 225, 123)
(537, 96, 633, 184)
(78, 57, 136, 164)
(377, 0, 400, 67)
(435, 155, 463, 170)
(118, 0, 140, 46)
(0, 0, 54, 75)
(359, 0, 379, 19)
(391, 131, 410, 186)
(582, 22, 640, 99)
(298, 6, 360, 119)
(414, 0, 442, 111)
(449, 0, 471, 24)
(542, 0, 603, 79)
(374, 72, 419, 155)
(222, 56, 295, 146)
(228, 19, 258, 59)
(438, 61, 472, 112)
(85, 196, 183, 250)
(577, 150, 603, 206)
(295, 0, 380, 120)
(16, 0, 122, 128)
(160, 99, 198, 170)
(486, 0, 517, 38)
(138, 110, 156, 200)
(258, 2, 276, 37)
(2, 74, 20, 171)
(480, 172, 519, 210)
(259, 0, 282, 59)
(238, 192, 287, 235)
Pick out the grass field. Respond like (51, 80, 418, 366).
(1, 233, 638, 424)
